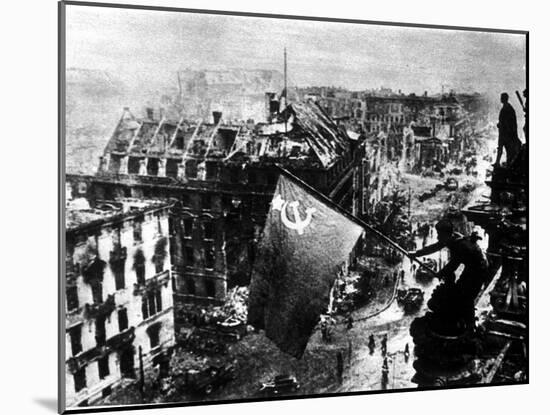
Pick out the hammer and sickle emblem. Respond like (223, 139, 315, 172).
(272, 195, 316, 235)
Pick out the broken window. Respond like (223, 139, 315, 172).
(112, 257, 125, 291)
(142, 289, 162, 320)
(66, 285, 79, 311)
(205, 278, 216, 298)
(156, 215, 163, 235)
(141, 297, 149, 320)
(205, 248, 215, 269)
(230, 168, 240, 183)
(201, 193, 212, 210)
(134, 250, 146, 285)
(74, 368, 86, 392)
(95, 317, 106, 347)
(147, 292, 156, 317)
(185, 159, 197, 178)
(187, 278, 196, 295)
(153, 237, 167, 274)
(98, 356, 110, 379)
(147, 324, 161, 348)
(120, 348, 135, 377)
(118, 309, 128, 332)
(102, 386, 112, 398)
(181, 194, 191, 208)
(203, 221, 214, 240)
(206, 162, 216, 180)
(91, 281, 103, 304)
(183, 218, 193, 238)
(155, 290, 163, 313)
(185, 246, 194, 266)
(69, 325, 82, 356)
(133, 220, 142, 242)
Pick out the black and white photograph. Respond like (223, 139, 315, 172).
(59, 1, 528, 412)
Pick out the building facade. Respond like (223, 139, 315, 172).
(64, 196, 175, 408)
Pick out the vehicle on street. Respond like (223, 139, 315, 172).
(216, 318, 248, 341)
(184, 362, 237, 395)
(258, 375, 300, 396)
(415, 258, 438, 283)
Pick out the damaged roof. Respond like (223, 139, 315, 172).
(102, 101, 351, 171)
(285, 102, 350, 168)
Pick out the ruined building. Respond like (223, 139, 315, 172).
(68, 97, 367, 340)
(64, 195, 175, 407)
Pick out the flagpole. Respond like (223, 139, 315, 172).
(275, 165, 438, 277)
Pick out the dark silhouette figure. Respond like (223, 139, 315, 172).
(496, 92, 522, 166)
(368, 334, 375, 355)
(409, 219, 489, 333)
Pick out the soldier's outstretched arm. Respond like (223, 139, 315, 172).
(410, 241, 445, 258)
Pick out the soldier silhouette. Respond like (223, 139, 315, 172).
(495, 92, 522, 166)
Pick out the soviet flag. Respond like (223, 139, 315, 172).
(248, 170, 364, 358)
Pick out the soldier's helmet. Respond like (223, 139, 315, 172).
(435, 219, 454, 235)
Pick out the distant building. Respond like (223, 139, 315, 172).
(64, 195, 175, 408)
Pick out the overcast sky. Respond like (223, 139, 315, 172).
(66, 4, 526, 96)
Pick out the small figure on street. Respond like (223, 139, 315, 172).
(381, 334, 388, 356)
(368, 334, 376, 355)
(495, 92, 522, 166)
(400, 269, 406, 284)
(404, 343, 410, 363)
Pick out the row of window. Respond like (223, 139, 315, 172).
(66, 266, 164, 312)
(69, 308, 129, 357)
(67, 247, 166, 313)
(72, 323, 161, 394)
(182, 218, 214, 239)
(72, 355, 109, 393)
(183, 245, 215, 269)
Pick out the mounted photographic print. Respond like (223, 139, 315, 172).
(59, 1, 528, 412)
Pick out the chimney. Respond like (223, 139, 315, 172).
(265, 92, 276, 121)
(270, 99, 280, 114)
(146, 107, 154, 119)
(212, 111, 222, 125)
